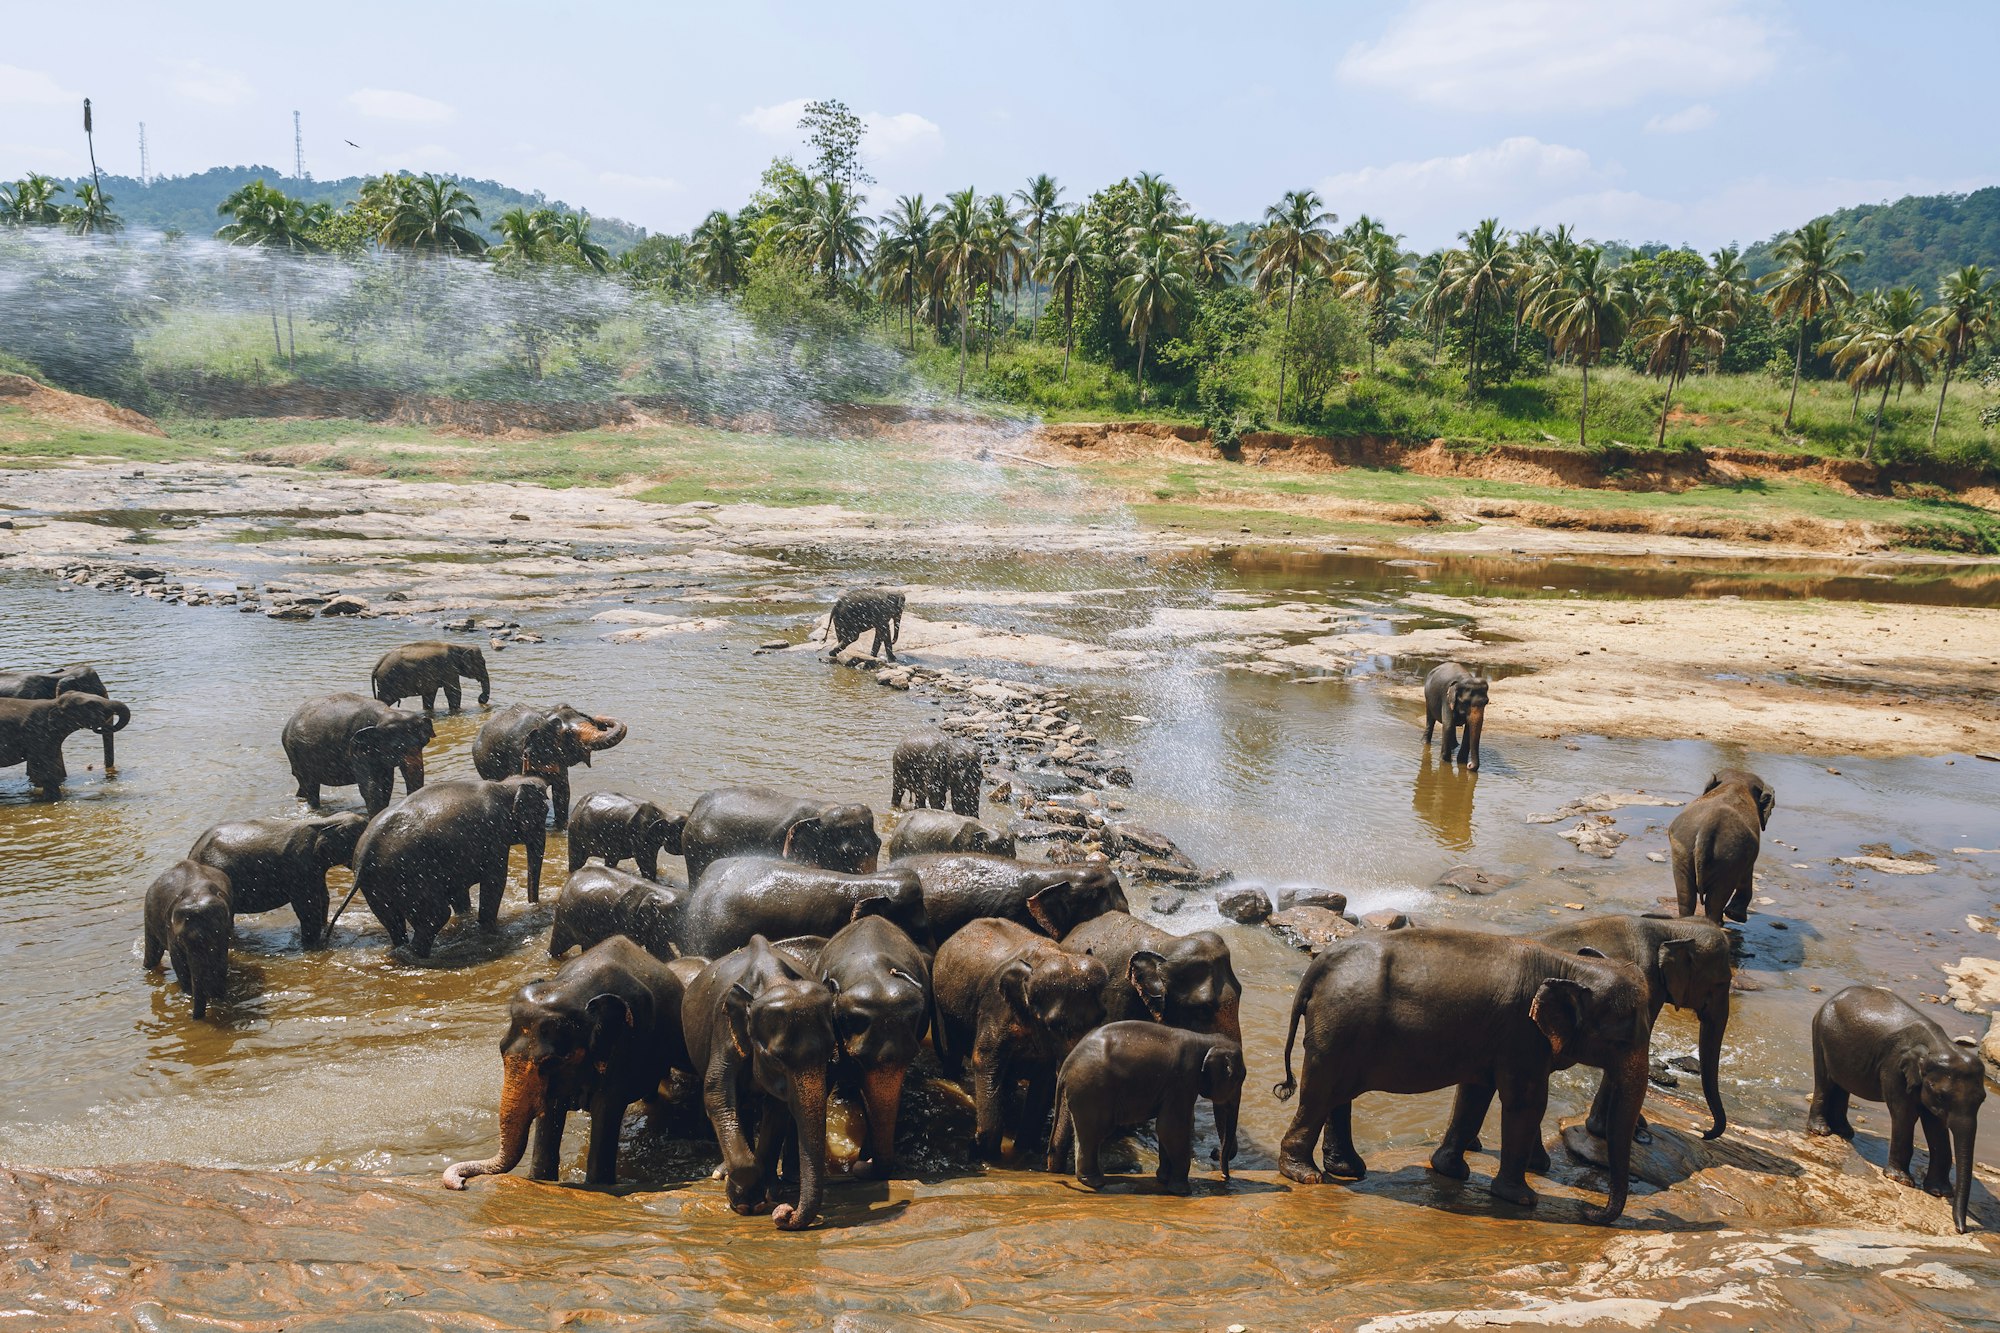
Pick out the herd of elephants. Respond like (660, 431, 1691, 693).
(0, 590, 1986, 1235)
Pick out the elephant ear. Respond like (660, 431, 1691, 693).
(1024, 883, 1072, 938)
(1656, 938, 1700, 1009)
(850, 895, 895, 924)
(781, 817, 822, 861)
(585, 993, 634, 1063)
(1530, 978, 1589, 1063)
(724, 982, 756, 1059)
(513, 780, 550, 833)
(349, 724, 382, 759)
(998, 958, 1035, 1018)
(1127, 951, 1170, 1020)
(656, 811, 688, 856)
(1753, 785, 1776, 829)
(1575, 946, 1608, 958)
(1200, 1044, 1244, 1096)
(1701, 771, 1724, 796)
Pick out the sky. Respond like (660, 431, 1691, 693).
(3, 0, 1995, 252)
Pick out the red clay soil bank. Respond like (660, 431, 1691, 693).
(0, 373, 165, 437)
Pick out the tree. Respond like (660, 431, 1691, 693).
(1928, 265, 1994, 447)
(1184, 219, 1238, 292)
(1444, 218, 1513, 390)
(61, 182, 120, 235)
(798, 99, 872, 189)
(1825, 286, 1940, 458)
(872, 194, 938, 349)
(216, 179, 320, 364)
(1530, 246, 1635, 446)
(1036, 211, 1093, 383)
(1634, 270, 1729, 445)
(490, 206, 556, 266)
(620, 233, 697, 296)
(2, 173, 64, 225)
(1760, 218, 1861, 428)
(1012, 174, 1062, 336)
(1113, 234, 1195, 404)
(979, 194, 1024, 366)
(382, 174, 486, 255)
(550, 211, 610, 273)
(1251, 188, 1336, 424)
(775, 178, 870, 292)
(1708, 244, 1752, 332)
(1339, 233, 1413, 375)
(690, 209, 752, 291)
(933, 188, 985, 398)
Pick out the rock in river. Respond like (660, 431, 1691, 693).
(1267, 906, 1356, 954)
(1214, 885, 1271, 925)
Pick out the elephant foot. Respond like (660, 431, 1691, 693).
(1489, 1176, 1538, 1208)
(771, 1202, 814, 1230)
(974, 1134, 1004, 1163)
(1807, 1115, 1852, 1140)
(1323, 1154, 1367, 1181)
(1464, 1135, 1485, 1155)
(849, 1157, 891, 1182)
(1428, 1149, 1471, 1181)
(1526, 1144, 1552, 1176)
(1159, 1176, 1191, 1197)
(1922, 1173, 1953, 1198)
(1632, 1119, 1654, 1146)
(1277, 1154, 1324, 1185)
(1078, 1172, 1105, 1190)
(1724, 900, 1750, 923)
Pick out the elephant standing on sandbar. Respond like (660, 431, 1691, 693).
(0, 692, 131, 797)
(891, 731, 981, 816)
(472, 703, 627, 830)
(372, 642, 491, 712)
(823, 589, 905, 662)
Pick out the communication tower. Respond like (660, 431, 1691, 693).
(293, 110, 307, 182)
(138, 122, 150, 186)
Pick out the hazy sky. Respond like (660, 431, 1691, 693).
(4, 0, 1994, 250)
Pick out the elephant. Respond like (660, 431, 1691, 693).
(142, 860, 233, 1021)
(933, 917, 1110, 1159)
(680, 786, 881, 888)
(673, 858, 928, 959)
(1060, 911, 1243, 1045)
(898, 853, 1129, 942)
(472, 703, 627, 831)
(188, 812, 370, 950)
(1668, 769, 1775, 923)
(823, 588, 906, 661)
(349, 776, 549, 957)
(550, 864, 687, 961)
(372, 642, 491, 712)
(886, 810, 1015, 860)
(443, 936, 692, 1190)
(682, 936, 839, 1230)
(891, 731, 981, 817)
(1048, 1022, 1245, 1194)
(281, 693, 433, 816)
(815, 915, 932, 1179)
(566, 791, 686, 881)
(0, 663, 118, 768)
(1274, 928, 1653, 1225)
(1809, 985, 1986, 1233)
(1423, 661, 1489, 771)
(0, 692, 130, 796)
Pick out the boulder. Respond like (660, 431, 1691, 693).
(1559, 822, 1627, 859)
(1148, 892, 1185, 916)
(1214, 886, 1271, 925)
(319, 595, 370, 617)
(1360, 909, 1411, 931)
(1267, 906, 1355, 954)
(1434, 866, 1507, 896)
(1277, 886, 1348, 915)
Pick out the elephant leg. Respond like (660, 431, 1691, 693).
(853, 1062, 906, 1179)
(530, 1109, 567, 1181)
(1156, 1090, 1196, 1195)
(452, 885, 472, 916)
(443, 683, 462, 712)
(422, 689, 438, 712)
(873, 626, 896, 662)
(1439, 721, 1457, 758)
(568, 841, 587, 873)
(1074, 1110, 1106, 1189)
(970, 1040, 1011, 1160)
(1722, 872, 1753, 924)
(1424, 711, 1437, 744)
(142, 924, 165, 970)
(640, 848, 658, 882)
(1884, 1095, 1919, 1188)
(1583, 1068, 1653, 1146)
(1918, 1110, 1954, 1196)
(296, 777, 321, 807)
(411, 917, 438, 958)
(479, 858, 507, 927)
(26, 750, 68, 794)
(1321, 1101, 1366, 1180)
(294, 882, 331, 951)
(1807, 1040, 1852, 1138)
(1671, 855, 1697, 919)
(891, 770, 906, 810)
(829, 630, 860, 661)
(168, 945, 191, 993)
(585, 1093, 627, 1186)
(1016, 1068, 1058, 1155)
(1277, 1060, 1338, 1184)
(357, 770, 389, 815)
(753, 1101, 788, 1206)
(1490, 1075, 1548, 1208)
(550, 775, 571, 833)
(1432, 1083, 1493, 1180)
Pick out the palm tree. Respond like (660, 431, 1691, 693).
(1012, 174, 1062, 336)
(550, 211, 610, 273)
(1184, 219, 1237, 291)
(690, 209, 752, 291)
(933, 188, 985, 398)
(1128, 172, 1181, 250)
(1707, 245, 1752, 332)
(1036, 212, 1093, 384)
(3, 172, 65, 225)
(490, 206, 556, 266)
(1443, 218, 1513, 390)
(872, 195, 939, 349)
(1339, 233, 1414, 375)
(1927, 265, 1995, 448)
(1411, 249, 1454, 356)
(780, 181, 870, 292)
(1505, 227, 1545, 355)
(62, 182, 120, 236)
(1825, 287, 1940, 458)
(979, 194, 1025, 365)
(1634, 272, 1729, 445)
(1251, 188, 1337, 424)
(1114, 235, 1196, 405)
(216, 179, 321, 363)
(1530, 246, 1635, 446)
(383, 174, 486, 256)
(1760, 218, 1862, 429)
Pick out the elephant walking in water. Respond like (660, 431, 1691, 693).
(823, 588, 905, 662)
(372, 642, 491, 712)
(1668, 769, 1775, 923)
(0, 663, 121, 769)
(0, 692, 130, 796)
(472, 703, 626, 830)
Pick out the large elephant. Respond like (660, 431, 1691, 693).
(1668, 769, 1775, 923)
(1423, 662, 1489, 771)
(188, 812, 370, 950)
(1048, 1021, 1244, 1194)
(443, 936, 691, 1190)
(350, 776, 549, 957)
(142, 860, 233, 1021)
(680, 786, 881, 888)
(1274, 929, 1653, 1225)
(281, 693, 433, 816)
(673, 858, 928, 959)
(816, 915, 931, 1179)
(886, 810, 1014, 860)
(0, 663, 119, 768)
(0, 692, 130, 797)
(549, 864, 687, 961)
(683, 936, 839, 1230)
(372, 641, 491, 712)
(891, 731, 981, 817)
(933, 917, 1109, 1159)
(1060, 910, 1242, 1045)
(567, 790, 686, 881)
(1810, 985, 1986, 1234)
(823, 588, 905, 662)
(472, 703, 627, 831)
(898, 853, 1129, 942)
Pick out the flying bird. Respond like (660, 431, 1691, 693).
(344, 139, 360, 148)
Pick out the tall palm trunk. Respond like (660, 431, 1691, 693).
(956, 291, 969, 399)
(1061, 286, 1076, 384)
(1578, 360, 1590, 447)
(1028, 240, 1043, 340)
(1784, 321, 1805, 429)
(1136, 329, 1149, 406)
(1866, 376, 1891, 458)
(1930, 359, 1954, 449)
(1277, 271, 1297, 425)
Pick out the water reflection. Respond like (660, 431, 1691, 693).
(1412, 746, 1478, 850)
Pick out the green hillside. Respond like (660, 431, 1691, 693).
(1744, 188, 2000, 291)
(48, 165, 648, 253)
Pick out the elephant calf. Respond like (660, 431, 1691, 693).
(350, 776, 550, 958)
(900, 853, 1129, 942)
(0, 692, 130, 796)
(1810, 985, 1985, 1233)
(680, 786, 882, 888)
(0, 663, 119, 768)
(1423, 661, 1489, 771)
(373, 641, 491, 712)
(887, 810, 1014, 861)
(444, 936, 691, 1190)
(473, 703, 627, 831)
(891, 730, 981, 816)
(823, 587, 906, 662)
(189, 812, 369, 950)
(1668, 769, 1775, 923)
(143, 860, 233, 1020)
(550, 864, 687, 961)
(817, 915, 931, 1178)
(675, 857, 928, 959)
(1061, 911, 1242, 1045)
(1049, 1021, 1244, 1194)
(567, 790, 686, 881)
(282, 693, 432, 816)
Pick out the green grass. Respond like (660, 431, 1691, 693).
(0, 407, 215, 467)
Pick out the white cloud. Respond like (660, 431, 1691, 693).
(169, 60, 253, 107)
(1321, 136, 1601, 241)
(862, 111, 942, 159)
(0, 64, 77, 106)
(600, 171, 680, 193)
(1339, 0, 1779, 113)
(740, 97, 811, 137)
(1646, 103, 1718, 134)
(347, 88, 454, 123)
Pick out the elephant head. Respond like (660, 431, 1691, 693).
(824, 962, 928, 1072)
(304, 811, 371, 871)
(638, 803, 687, 858)
(52, 664, 109, 698)
(524, 705, 627, 779)
(449, 646, 493, 702)
(52, 691, 131, 743)
(1000, 948, 1109, 1056)
(1025, 867, 1130, 938)
(1703, 769, 1775, 828)
(172, 880, 233, 1021)
(1529, 957, 1652, 1224)
(1446, 675, 1488, 770)
(783, 804, 881, 875)
(500, 776, 551, 902)
(353, 711, 434, 785)
(1656, 931, 1733, 1139)
(726, 974, 838, 1230)
(1198, 1040, 1247, 1178)
(1126, 931, 1243, 1043)
(1904, 1042, 1987, 1233)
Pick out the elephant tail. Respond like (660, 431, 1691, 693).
(1046, 1080, 1073, 1174)
(819, 609, 835, 644)
(1273, 986, 1306, 1101)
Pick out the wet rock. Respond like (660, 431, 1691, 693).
(442, 617, 475, 632)
(759, 639, 789, 650)
(1360, 910, 1411, 931)
(1527, 791, 1683, 824)
(1105, 767, 1134, 787)
(1982, 1015, 2000, 1082)
(510, 631, 543, 644)
(385, 590, 410, 602)
(1559, 822, 1627, 858)
(1010, 820, 1084, 844)
(1649, 1058, 1679, 1090)
(1942, 957, 2000, 1015)
(1267, 906, 1355, 954)
(1276, 886, 1348, 915)
(877, 671, 912, 690)
(1104, 823, 1189, 866)
(1036, 805, 1089, 828)
(1131, 858, 1205, 884)
(265, 604, 315, 621)
(1838, 854, 1937, 876)
(509, 512, 531, 521)
(1668, 1054, 1702, 1074)
(1148, 892, 1184, 916)
(319, 595, 370, 617)
(1214, 886, 1271, 925)
(1434, 866, 1507, 896)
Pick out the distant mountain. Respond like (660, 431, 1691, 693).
(1744, 188, 2000, 294)
(42, 165, 648, 254)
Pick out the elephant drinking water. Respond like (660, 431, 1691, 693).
(0, 691, 130, 797)
(0, 663, 120, 769)
(472, 703, 627, 830)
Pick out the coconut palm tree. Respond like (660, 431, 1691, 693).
(550, 211, 610, 273)
(1339, 233, 1413, 375)
(933, 188, 985, 398)
(979, 193, 1024, 365)
(690, 209, 752, 291)
(872, 195, 939, 349)
(1634, 271, 1729, 445)
(1411, 249, 1454, 356)
(1444, 218, 1513, 390)
(1760, 218, 1862, 429)
(2, 173, 65, 225)
(383, 174, 485, 255)
(1012, 174, 1062, 336)
(781, 181, 870, 292)
(1184, 219, 1238, 292)
(1251, 188, 1337, 424)
(1707, 245, 1751, 331)
(1927, 265, 1995, 448)
(1128, 172, 1181, 250)
(1530, 246, 1635, 446)
(1114, 234, 1196, 405)
(61, 182, 120, 236)
(216, 179, 319, 363)
(490, 207, 556, 266)
(1825, 286, 1940, 458)
(1036, 211, 1093, 384)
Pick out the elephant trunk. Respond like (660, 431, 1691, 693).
(581, 717, 628, 760)
(472, 663, 491, 705)
(1696, 1005, 1728, 1140)
(1950, 1112, 1977, 1234)
(100, 700, 130, 771)
(523, 827, 546, 904)
(1585, 1046, 1648, 1225)
(1215, 997, 1244, 1049)
(860, 1062, 906, 1175)
(402, 747, 426, 791)
(773, 1070, 828, 1230)
(1461, 704, 1484, 770)
(444, 1056, 544, 1189)
(1213, 1095, 1240, 1179)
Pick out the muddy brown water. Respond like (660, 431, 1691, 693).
(3, 542, 1999, 1328)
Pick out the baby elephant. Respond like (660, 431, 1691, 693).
(1810, 985, 1986, 1233)
(1049, 1022, 1244, 1194)
(143, 860, 234, 1020)
(823, 587, 906, 662)
(1423, 662, 1489, 770)
(891, 731, 981, 816)
(550, 864, 687, 960)
(886, 809, 1014, 860)
(1669, 769, 1775, 923)
(567, 791, 687, 881)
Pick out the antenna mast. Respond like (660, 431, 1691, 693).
(293, 110, 306, 182)
(138, 122, 150, 187)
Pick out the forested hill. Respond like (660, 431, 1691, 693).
(1744, 188, 2000, 291)
(48, 165, 647, 252)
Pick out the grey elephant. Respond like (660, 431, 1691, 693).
(0, 692, 130, 797)
(816, 915, 932, 1178)
(886, 809, 1015, 860)
(1423, 662, 1489, 771)
(891, 730, 981, 816)
(372, 642, 491, 712)
(472, 703, 627, 830)
(566, 790, 686, 881)
(550, 864, 687, 961)
(679, 786, 881, 887)
(0, 663, 119, 768)
(823, 588, 905, 661)
(281, 693, 433, 815)
(1048, 1022, 1244, 1193)
(1060, 910, 1243, 1045)
(349, 776, 550, 957)
(188, 811, 370, 949)
(672, 857, 928, 958)
(143, 860, 233, 1021)
(1668, 769, 1774, 923)
(898, 853, 1129, 942)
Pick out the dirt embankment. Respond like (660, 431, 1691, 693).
(0, 372, 164, 437)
